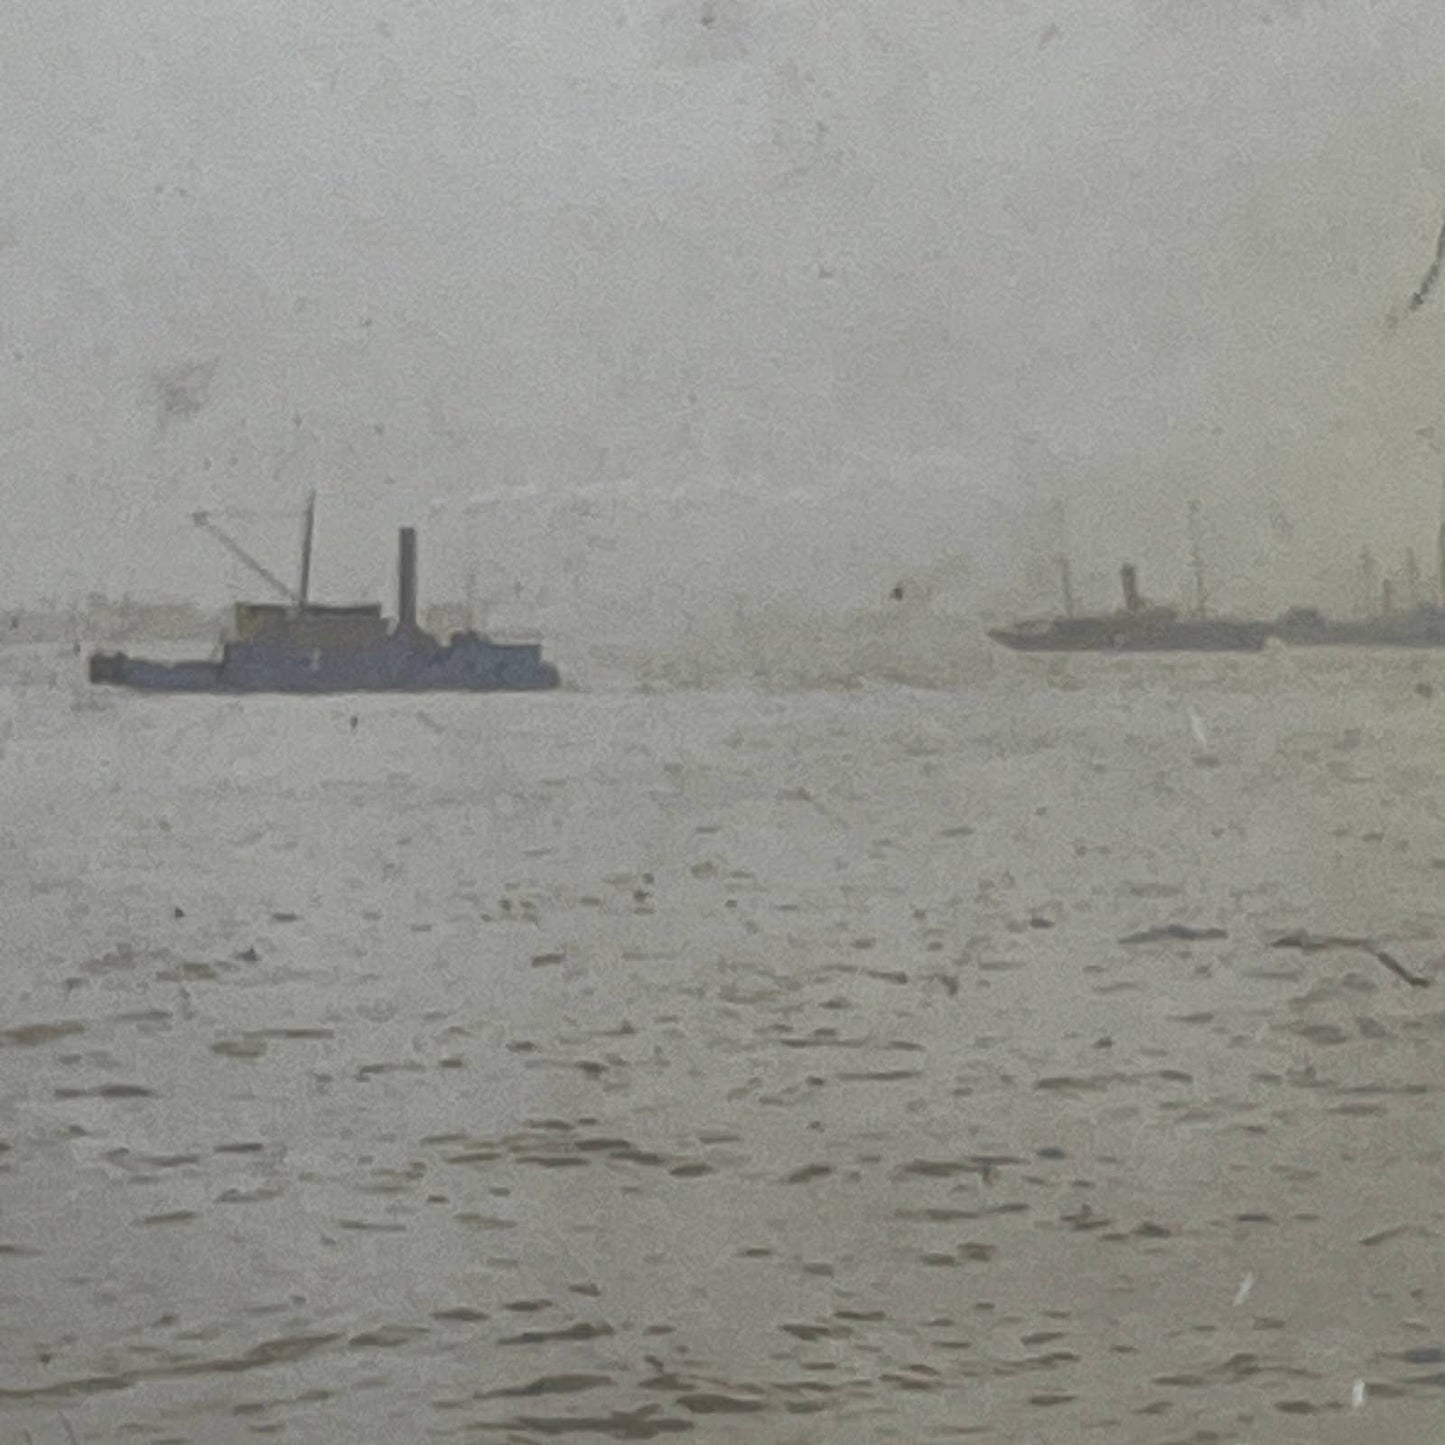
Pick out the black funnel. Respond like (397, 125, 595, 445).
(398, 528, 418, 630)
(1121, 563, 1142, 614)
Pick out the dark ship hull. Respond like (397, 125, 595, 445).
(89, 633, 560, 692)
(988, 559, 1270, 654)
(87, 516, 561, 694)
(1269, 607, 1445, 649)
(988, 614, 1270, 654)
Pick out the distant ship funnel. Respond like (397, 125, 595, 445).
(398, 527, 418, 630)
(1121, 563, 1142, 614)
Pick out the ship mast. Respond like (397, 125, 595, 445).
(1437, 474, 1445, 607)
(1053, 498, 1075, 617)
(1360, 546, 1379, 619)
(297, 490, 316, 611)
(1187, 500, 1208, 618)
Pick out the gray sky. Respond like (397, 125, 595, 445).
(5, 0, 1445, 619)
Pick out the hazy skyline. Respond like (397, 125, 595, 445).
(6, 1, 1445, 620)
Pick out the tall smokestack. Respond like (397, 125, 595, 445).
(1120, 563, 1142, 614)
(398, 527, 418, 630)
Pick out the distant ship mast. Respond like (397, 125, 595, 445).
(1360, 546, 1379, 619)
(1187, 500, 1208, 619)
(1053, 499, 1075, 617)
(1437, 475, 1445, 607)
(298, 490, 316, 609)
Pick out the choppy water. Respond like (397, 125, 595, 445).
(5, 639, 1445, 1442)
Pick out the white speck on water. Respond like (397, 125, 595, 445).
(1187, 706, 1210, 752)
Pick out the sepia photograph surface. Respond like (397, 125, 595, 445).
(4, 3, 1445, 1442)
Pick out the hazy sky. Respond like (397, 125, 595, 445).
(6, 0, 1445, 618)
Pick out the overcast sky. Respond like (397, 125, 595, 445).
(5, 0, 1445, 619)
